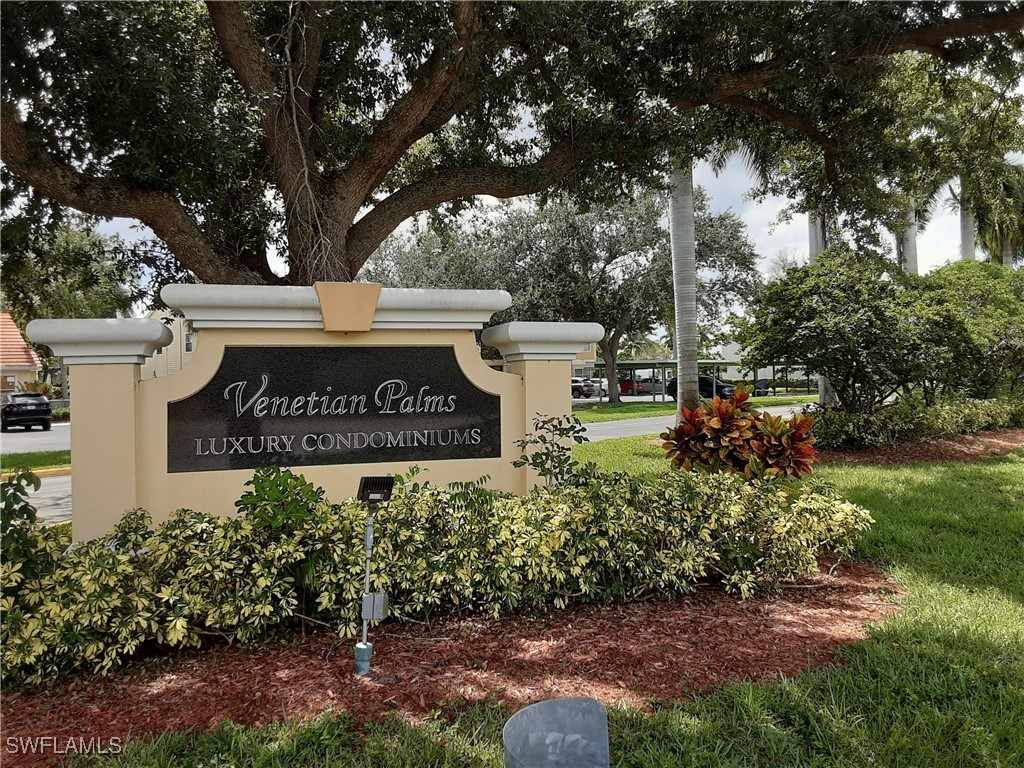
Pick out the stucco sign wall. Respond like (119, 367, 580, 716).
(28, 283, 603, 540)
(168, 345, 501, 472)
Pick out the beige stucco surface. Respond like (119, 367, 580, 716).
(69, 365, 141, 539)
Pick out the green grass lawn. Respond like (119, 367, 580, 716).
(72, 440, 1024, 767)
(573, 394, 818, 423)
(1, 450, 71, 472)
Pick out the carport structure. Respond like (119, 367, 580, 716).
(581, 359, 812, 402)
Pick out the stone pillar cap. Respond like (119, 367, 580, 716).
(161, 283, 512, 330)
(26, 318, 173, 365)
(481, 321, 604, 362)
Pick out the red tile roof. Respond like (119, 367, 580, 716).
(0, 312, 40, 369)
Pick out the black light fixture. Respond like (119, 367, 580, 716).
(356, 475, 395, 505)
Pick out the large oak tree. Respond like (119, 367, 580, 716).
(3, 1, 1022, 286)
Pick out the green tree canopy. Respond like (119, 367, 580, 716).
(738, 248, 939, 414)
(0, 216, 138, 394)
(921, 260, 1024, 397)
(365, 188, 760, 401)
(0, 216, 135, 329)
(738, 249, 1024, 414)
(3, 2, 1021, 286)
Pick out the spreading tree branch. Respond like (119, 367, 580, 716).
(345, 140, 586, 272)
(205, 1, 276, 98)
(337, 1, 485, 221)
(0, 102, 263, 285)
(670, 7, 1024, 109)
(715, 95, 840, 183)
(715, 96, 835, 149)
(206, 2, 318, 206)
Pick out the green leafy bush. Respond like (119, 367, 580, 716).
(2, 458, 871, 685)
(739, 252, 1024, 413)
(810, 395, 1024, 449)
(512, 415, 594, 484)
(51, 408, 71, 422)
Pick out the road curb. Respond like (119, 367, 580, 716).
(1, 466, 71, 480)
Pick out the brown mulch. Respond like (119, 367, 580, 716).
(2, 428, 1020, 766)
(817, 426, 1024, 465)
(1, 561, 898, 766)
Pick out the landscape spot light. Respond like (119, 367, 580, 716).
(354, 476, 394, 675)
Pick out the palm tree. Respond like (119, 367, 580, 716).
(975, 164, 1024, 268)
(889, 67, 1022, 269)
(669, 159, 699, 415)
(897, 201, 919, 274)
(919, 76, 1021, 264)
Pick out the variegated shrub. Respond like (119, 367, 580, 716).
(2, 456, 868, 685)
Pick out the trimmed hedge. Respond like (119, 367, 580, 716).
(1, 467, 872, 685)
(810, 396, 1024, 450)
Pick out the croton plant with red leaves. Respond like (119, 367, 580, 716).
(661, 385, 817, 479)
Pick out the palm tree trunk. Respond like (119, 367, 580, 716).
(808, 211, 837, 406)
(1002, 239, 1015, 268)
(900, 202, 919, 274)
(808, 212, 826, 260)
(960, 184, 976, 260)
(669, 159, 699, 417)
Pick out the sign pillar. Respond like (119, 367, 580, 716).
(481, 321, 604, 490)
(68, 365, 140, 539)
(26, 319, 173, 540)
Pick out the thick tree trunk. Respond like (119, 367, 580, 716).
(669, 160, 699, 418)
(1002, 239, 1015, 268)
(599, 340, 621, 404)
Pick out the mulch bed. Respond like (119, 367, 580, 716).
(817, 426, 1024, 465)
(2, 429, 1021, 766)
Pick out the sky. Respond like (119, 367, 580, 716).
(694, 156, 963, 276)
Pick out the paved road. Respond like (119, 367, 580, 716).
(1, 422, 71, 454)
(24, 475, 72, 526)
(583, 415, 676, 441)
(582, 403, 804, 442)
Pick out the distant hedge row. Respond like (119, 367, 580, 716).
(810, 396, 1024, 449)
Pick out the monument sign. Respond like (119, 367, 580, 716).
(28, 283, 602, 540)
(168, 345, 502, 472)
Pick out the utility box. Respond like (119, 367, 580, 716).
(362, 592, 388, 622)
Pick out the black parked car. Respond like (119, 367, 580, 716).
(666, 375, 736, 401)
(571, 377, 596, 398)
(1, 392, 53, 431)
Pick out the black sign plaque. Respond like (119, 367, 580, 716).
(167, 346, 502, 473)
